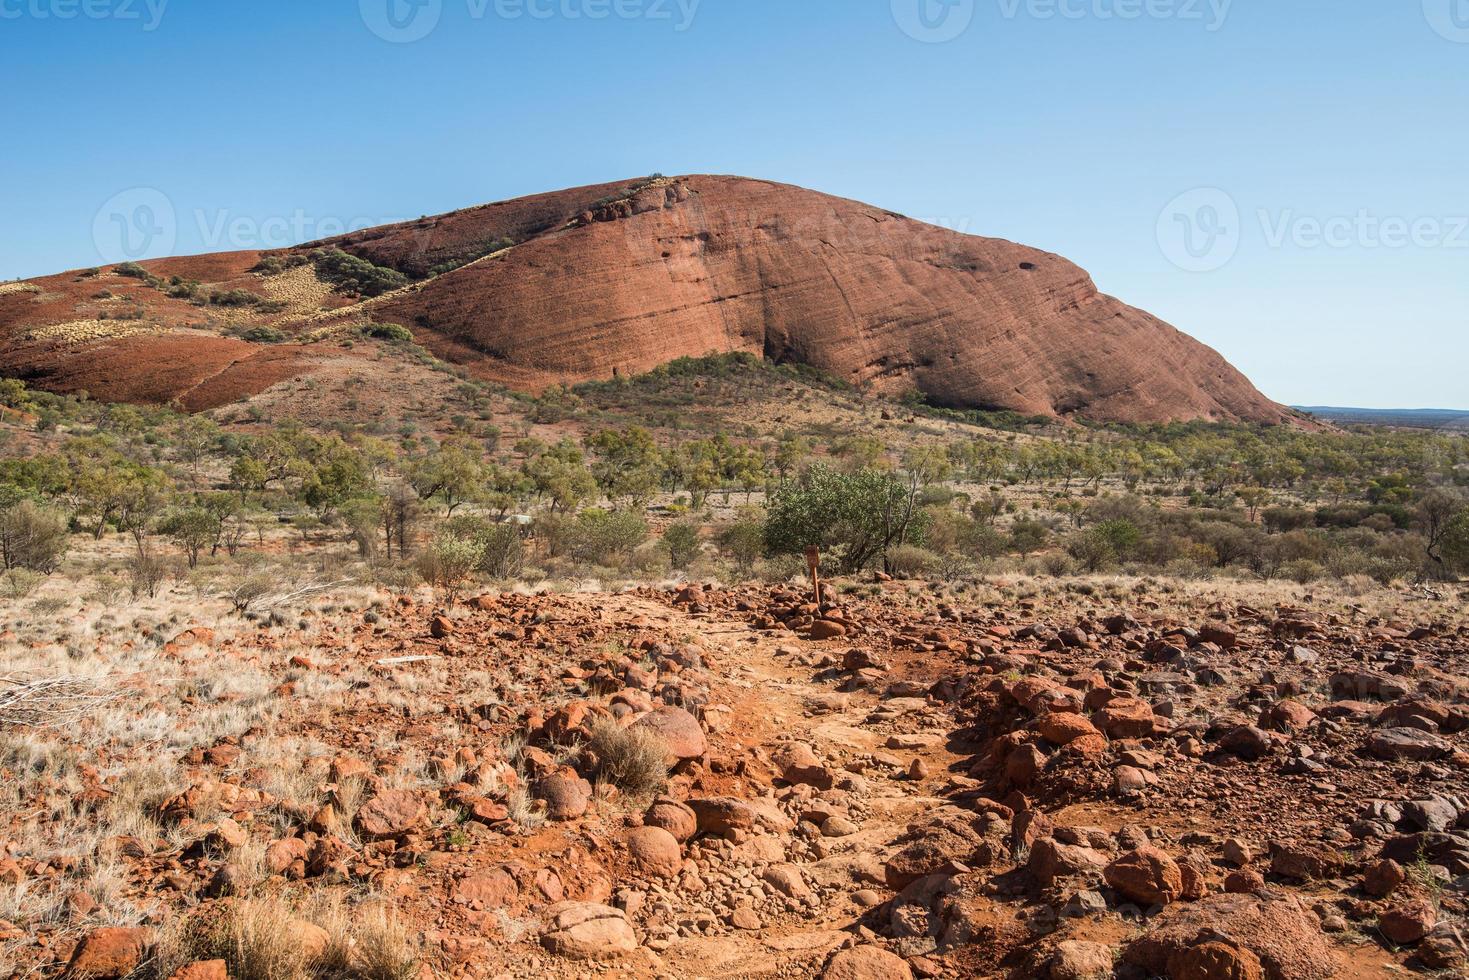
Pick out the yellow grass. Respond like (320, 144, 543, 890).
(23, 320, 162, 344)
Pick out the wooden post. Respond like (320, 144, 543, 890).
(805, 546, 822, 615)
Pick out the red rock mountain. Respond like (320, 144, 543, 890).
(0, 175, 1291, 423)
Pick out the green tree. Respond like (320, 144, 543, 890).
(159, 506, 220, 568)
(764, 466, 929, 573)
(587, 427, 663, 510)
(664, 522, 701, 570)
(409, 436, 485, 515)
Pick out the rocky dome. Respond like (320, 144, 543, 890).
(1, 175, 1290, 424)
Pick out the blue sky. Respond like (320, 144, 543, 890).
(1, 0, 1465, 409)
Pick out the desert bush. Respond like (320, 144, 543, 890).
(226, 573, 274, 614)
(209, 288, 263, 307)
(416, 529, 485, 594)
(241, 326, 286, 344)
(1284, 559, 1325, 584)
(1040, 551, 1074, 577)
(0, 499, 70, 573)
(717, 509, 765, 574)
(663, 522, 701, 570)
(886, 544, 940, 579)
(0, 568, 44, 599)
(127, 554, 170, 599)
(585, 719, 669, 796)
(1008, 518, 1049, 556)
(567, 509, 648, 567)
(445, 515, 524, 579)
(1065, 527, 1116, 573)
(360, 322, 414, 343)
(310, 248, 408, 298)
(113, 262, 150, 279)
(1444, 511, 1469, 576)
(159, 507, 219, 569)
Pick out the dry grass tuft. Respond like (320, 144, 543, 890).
(584, 719, 669, 797)
(149, 895, 420, 980)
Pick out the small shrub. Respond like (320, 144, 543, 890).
(113, 262, 150, 279)
(718, 512, 765, 575)
(663, 522, 701, 570)
(417, 530, 485, 594)
(240, 326, 286, 344)
(585, 719, 669, 796)
(1040, 551, 1074, 577)
(361, 322, 414, 343)
(226, 573, 273, 614)
(0, 499, 70, 573)
(886, 544, 940, 579)
(310, 248, 408, 298)
(127, 555, 170, 599)
(568, 509, 648, 567)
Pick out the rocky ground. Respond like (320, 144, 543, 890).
(3, 574, 1468, 978)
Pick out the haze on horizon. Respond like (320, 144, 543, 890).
(1, 0, 1464, 411)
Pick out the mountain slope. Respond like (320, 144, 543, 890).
(0, 175, 1291, 424)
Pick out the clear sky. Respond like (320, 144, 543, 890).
(2, 0, 1465, 409)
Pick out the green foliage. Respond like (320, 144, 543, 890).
(764, 466, 929, 573)
(717, 509, 765, 574)
(445, 515, 524, 579)
(409, 437, 484, 515)
(0, 497, 69, 573)
(567, 509, 648, 567)
(360, 322, 414, 343)
(159, 506, 220, 568)
(310, 248, 409, 298)
(114, 262, 150, 279)
(1008, 518, 1049, 557)
(240, 326, 287, 344)
(1441, 509, 1469, 575)
(663, 522, 701, 570)
(417, 530, 484, 594)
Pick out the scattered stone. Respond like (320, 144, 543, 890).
(1104, 845, 1183, 907)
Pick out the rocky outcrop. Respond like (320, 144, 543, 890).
(366, 175, 1290, 423)
(2, 175, 1290, 424)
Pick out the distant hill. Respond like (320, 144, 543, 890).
(1, 175, 1296, 424)
(1296, 406, 1469, 430)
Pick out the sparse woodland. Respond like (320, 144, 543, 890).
(0, 356, 1467, 978)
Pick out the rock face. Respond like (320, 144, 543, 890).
(0, 175, 1292, 425)
(366, 176, 1289, 424)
